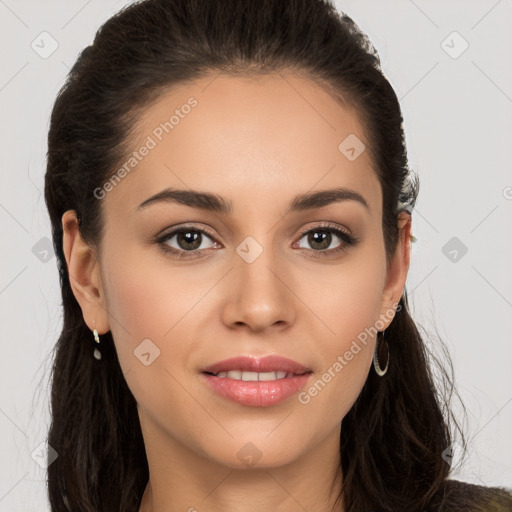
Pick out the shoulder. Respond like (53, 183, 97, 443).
(432, 479, 512, 512)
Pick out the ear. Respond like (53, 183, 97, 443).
(61, 210, 110, 335)
(377, 211, 412, 328)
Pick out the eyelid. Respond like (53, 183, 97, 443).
(295, 221, 353, 240)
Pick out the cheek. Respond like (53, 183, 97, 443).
(100, 249, 203, 418)
(301, 251, 386, 417)
(100, 243, 219, 397)
(299, 304, 378, 428)
(312, 249, 386, 346)
(102, 242, 203, 344)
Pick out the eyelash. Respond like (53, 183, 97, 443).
(156, 222, 359, 260)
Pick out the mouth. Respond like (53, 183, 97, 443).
(202, 369, 310, 381)
(199, 355, 313, 407)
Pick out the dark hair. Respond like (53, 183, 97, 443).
(43, 0, 512, 510)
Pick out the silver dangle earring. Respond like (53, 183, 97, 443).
(373, 329, 389, 376)
(93, 328, 102, 360)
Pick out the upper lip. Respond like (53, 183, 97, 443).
(201, 355, 312, 375)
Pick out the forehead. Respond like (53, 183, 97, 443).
(102, 72, 380, 218)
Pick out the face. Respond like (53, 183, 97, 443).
(65, 72, 410, 471)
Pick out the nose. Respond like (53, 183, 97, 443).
(220, 248, 296, 333)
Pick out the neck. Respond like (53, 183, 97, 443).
(138, 426, 344, 512)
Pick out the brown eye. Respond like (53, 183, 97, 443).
(158, 225, 219, 258)
(295, 223, 358, 258)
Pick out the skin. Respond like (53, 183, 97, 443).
(62, 72, 412, 512)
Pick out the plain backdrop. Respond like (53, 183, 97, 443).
(0, 0, 511, 510)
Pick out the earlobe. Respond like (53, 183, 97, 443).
(61, 210, 110, 334)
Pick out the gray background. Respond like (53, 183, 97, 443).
(0, 0, 511, 510)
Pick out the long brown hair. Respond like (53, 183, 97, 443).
(43, 0, 512, 510)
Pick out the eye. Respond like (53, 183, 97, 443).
(294, 222, 358, 258)
(157, 225, 219, 259)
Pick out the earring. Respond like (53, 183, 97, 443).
(93, 328, 102, 360)
(373, 329, 389, 376)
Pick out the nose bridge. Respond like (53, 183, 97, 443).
(223, 232, 295, 329)
(235, 232, 285, 296)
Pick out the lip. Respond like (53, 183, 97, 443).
(200, 355, 313, 407)
(200, 373, 311, 407)
(200, 355, 311, 375)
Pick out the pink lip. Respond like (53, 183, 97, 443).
(200, 355, 311, 375)
(200, 355, 312, 407)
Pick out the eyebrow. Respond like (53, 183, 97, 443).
(135, 186, 369, 214)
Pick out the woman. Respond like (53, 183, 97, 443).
(43, 0, 512, 510)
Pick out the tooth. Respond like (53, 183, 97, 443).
(258, 371, 277, 381)
(214, 370, 295, 381)
(241, 371, 259, 381)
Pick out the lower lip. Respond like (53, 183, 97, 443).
(200, 373, 312, 407)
